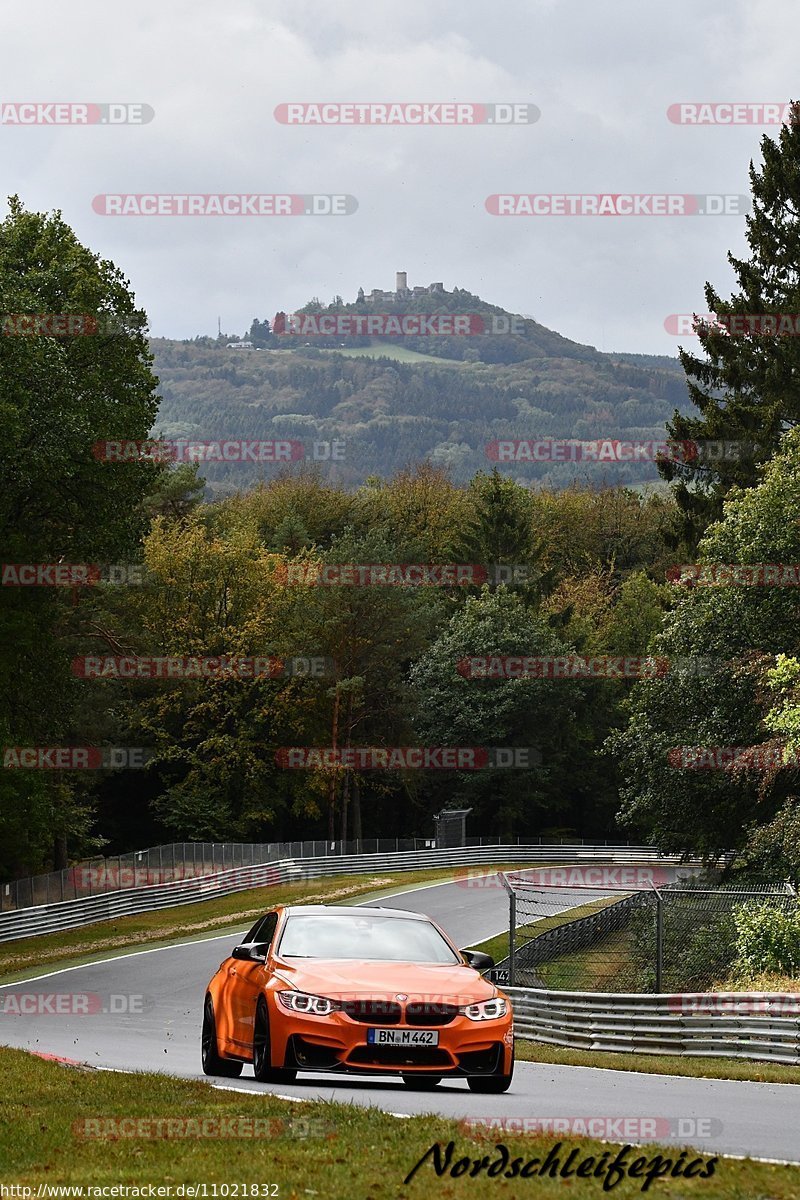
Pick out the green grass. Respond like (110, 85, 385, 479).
(315, 342, 467, 364)
(712, 972, 800, 994)
(535, 927, 635, 991)
(0, 863, 530, 983)
(3, 1047, 800, 1196)
(515, 1039, 800, 1085)
(469, 895, 620, 967)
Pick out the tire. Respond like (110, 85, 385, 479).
(467, 1050, 514, 1094)
(252, 996, 297, 1084)
(467, 1072, 513, 1093)
(401, 1075, 442, 1089)
(201, 996, 243, 1078)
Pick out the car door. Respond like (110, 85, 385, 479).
(227, 912, 279, 1053)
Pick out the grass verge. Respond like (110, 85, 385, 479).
(534, 928, 635, 991)
(471, 896, 636, 991)
(711, 972, 800, 994)
(470, 895, 619, 965)
(515, 1038, 800, 1084)
(2, 1047, 799, 1197)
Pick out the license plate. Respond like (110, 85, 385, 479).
(367, 1028, 439, 1047)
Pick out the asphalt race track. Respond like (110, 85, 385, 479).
(1, 873, 799, 1165)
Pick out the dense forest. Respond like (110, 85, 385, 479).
(3, 110, 800, 890)
(151, 305, 690, 493)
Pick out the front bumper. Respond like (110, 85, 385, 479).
(286, 1033, 506, 1075)
(270, 1000, 514, 1076)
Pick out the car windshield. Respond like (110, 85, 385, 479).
(277, 913, 460, 963)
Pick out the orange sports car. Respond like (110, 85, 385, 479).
(202, 904, 514, 1092)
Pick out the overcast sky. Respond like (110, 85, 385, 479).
(3, 0, 798, 355)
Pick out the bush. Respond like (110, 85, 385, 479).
(732, 900, 800, 978)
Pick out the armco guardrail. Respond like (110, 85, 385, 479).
(0, 836, 647, 911)
(0, 844, 686, 943)
(508, 986, 800, 1065)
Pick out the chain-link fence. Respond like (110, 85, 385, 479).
(495, 872, 798, 993)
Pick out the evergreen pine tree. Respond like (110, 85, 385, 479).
(663, 100, 800, 547)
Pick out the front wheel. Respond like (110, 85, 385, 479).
(201, 996, 243, 1078)
(467, 1050, 514, 1094)
(253, 997, 297, 1084)
(467, 1072, 513, 1093)
(401, 1075, 442, 1089)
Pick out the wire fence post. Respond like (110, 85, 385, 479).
(498, 872, 516, 987)
(654, 888, 664, 993)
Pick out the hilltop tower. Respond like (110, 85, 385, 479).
(396, 271, 408, 293)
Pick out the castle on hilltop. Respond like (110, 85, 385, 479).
(357, 272, 446, 305)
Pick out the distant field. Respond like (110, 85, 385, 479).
(316, 342, 468, 365)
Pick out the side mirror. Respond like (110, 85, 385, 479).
(461, 949, 495, 973)
(232, 944, 267, 963)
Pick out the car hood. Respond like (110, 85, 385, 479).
(271, 958, 497, 1004)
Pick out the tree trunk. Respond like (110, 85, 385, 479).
(352, 776, 362, 843)
(327, 685, 340, 842)
(338, 688, 355, 845)
(53, 831, 68, 871)
(340, 769, 351, 843)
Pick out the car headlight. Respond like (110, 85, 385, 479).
(460, 997, 508, 1021)
(276, 990, 341, 1016)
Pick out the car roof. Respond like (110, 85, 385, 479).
(280, 904, 428, 921)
